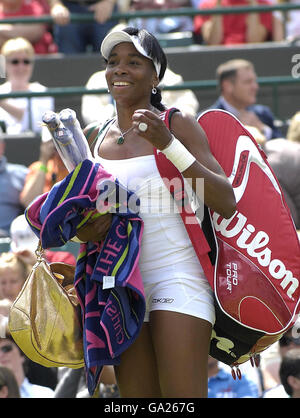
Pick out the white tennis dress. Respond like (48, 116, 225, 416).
(94, 132, 215, 325)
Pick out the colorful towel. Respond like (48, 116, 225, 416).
(25, 159, 145, 395)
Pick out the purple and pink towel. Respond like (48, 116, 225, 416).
(25, 159, 145, 395)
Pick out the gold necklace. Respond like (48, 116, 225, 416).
(116, 123, 134, 145)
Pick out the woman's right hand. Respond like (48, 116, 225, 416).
(76, 213, 112, 242)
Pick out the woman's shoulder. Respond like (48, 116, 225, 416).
(166, 107, 198, 129)
(166, 107, 208, 146)
(84, 121, 102, 139)
(84, 118, 116, 153)
(84, 119, 108, 146)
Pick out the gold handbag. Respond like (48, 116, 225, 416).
(8, 243, 84, 369)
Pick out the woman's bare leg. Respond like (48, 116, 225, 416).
(150, 310, 212, 398)
(114, 323, 161, 398)
(115, 311, 212, 398)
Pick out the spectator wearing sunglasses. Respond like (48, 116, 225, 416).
(262, 329, 300, 398)
(0, 37, 54, 137)
(0, 299, 58, 392)
(0, 366, 20, 398)
(0, 337, 54, 397)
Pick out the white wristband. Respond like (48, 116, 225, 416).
(0, 315, 8, 338)
(161, 136, 196, 173)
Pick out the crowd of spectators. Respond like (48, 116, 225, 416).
(0, 0, 298, 54)
(0, 0, 299, 399)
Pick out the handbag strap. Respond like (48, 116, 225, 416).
(35, 240, 45, 262)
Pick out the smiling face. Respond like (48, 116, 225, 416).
(1, 37, 35, 88)
(5, 51, 34, 86)
(105, 42, 159, 109)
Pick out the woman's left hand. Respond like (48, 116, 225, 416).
(132, 109, 173, 150)
(76, 213, 112, 242)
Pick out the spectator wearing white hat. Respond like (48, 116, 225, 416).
(9, 214, 77, 266)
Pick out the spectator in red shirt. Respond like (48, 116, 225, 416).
(193, 0, 283, 45)
(0, 0, 57, 54)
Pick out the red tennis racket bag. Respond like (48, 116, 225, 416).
(156, 108, 300, 372)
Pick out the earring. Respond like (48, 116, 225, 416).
(152, 86, 157, 95)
